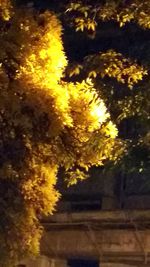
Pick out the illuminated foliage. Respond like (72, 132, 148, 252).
(0, 1, 121, 266)
(67, 50, 147, 88)
(0, 1, 149, 265)
(60, 0, 150, 196)
(65, 0, 150, 32)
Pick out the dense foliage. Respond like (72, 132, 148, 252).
(0, 0, 150, 265)
(0, 0, 123, 266)
(58, 0, 150, 193)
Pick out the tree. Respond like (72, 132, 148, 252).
(57, 0, 150, 198)
(0, 1, 120, 266)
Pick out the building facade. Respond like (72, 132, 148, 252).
(20, 169, 150, 267)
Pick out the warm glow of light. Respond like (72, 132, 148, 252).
(106, 121, 118, 138)
(90, 101, 109, 125)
